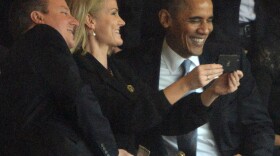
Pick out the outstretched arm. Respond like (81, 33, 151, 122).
(163, 63, 224, 105)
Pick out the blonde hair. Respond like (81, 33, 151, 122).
(68, 0, 104, 53)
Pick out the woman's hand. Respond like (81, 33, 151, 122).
(118, 149, 133, 156)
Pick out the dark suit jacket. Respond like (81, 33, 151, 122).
(0, 45, 8, 64)
(0, 25, 118, 156)
(209, 0, 268, 44)
(118, 37, 274, 156)
(74, 50, 211, 154)
(251, 35, 280, 135)
(211, 0, 280, 145)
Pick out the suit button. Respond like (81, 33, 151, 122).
(177, 151, 185, 156)
(127, 85, 135, 93)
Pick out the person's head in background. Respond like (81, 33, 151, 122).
(9, 0, 79, 48)
(159, 0, 213, 58)
(68, 0, 125, 54)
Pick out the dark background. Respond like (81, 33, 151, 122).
(0, 0, 14, 48)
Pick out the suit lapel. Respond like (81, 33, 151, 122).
(140, 38, 163, 90)
(107, 59, 138, 100)
(78, 53, 135, 100)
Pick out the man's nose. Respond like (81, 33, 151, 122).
(70, 15, 80, 26)
(197, 21, 212, 35)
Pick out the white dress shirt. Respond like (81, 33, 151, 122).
(159, 39, 220, 156)
(239, 0, 256, 23)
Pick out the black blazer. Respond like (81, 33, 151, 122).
(0, 25, 118, 156)
(118, 37, 274, 156)
(74, 50, 210, 154)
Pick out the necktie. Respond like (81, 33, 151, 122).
(182, 59, 192, 76)
(177, 130, 197, 156)
(177, 59, 197, 156)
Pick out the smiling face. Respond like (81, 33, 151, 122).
(41, 0, 79, 48)
(93, 0, 125, 48)
(162, 0, 213, 58)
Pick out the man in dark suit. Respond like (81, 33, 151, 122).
(0, 0, 120, 155)
(118, 0, 274, 155)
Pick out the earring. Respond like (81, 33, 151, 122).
(93, 31, 96, 36)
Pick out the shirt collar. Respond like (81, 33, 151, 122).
(161, 38, 200, 73)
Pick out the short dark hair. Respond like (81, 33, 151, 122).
(161, 0, 187, 17)
(9, 0, 49, 39)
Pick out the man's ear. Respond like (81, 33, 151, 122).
(30, 11, 45, 24)
(85, 14, 96, 29)
(159, 9, 172, 28)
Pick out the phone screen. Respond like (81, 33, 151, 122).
(218, 54, 240, 73)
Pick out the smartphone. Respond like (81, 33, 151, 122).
(137, 145, 150, 156)
(218, 54, 240, 73)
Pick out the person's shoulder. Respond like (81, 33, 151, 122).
(110, 54, 141, 82)
(26, 24, 63, 40)
(9, 24, 72, 63)
(24, 24, 69, 50)
(72, 49, 89, 68)
(110, 53, 131, 69)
